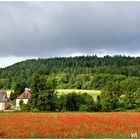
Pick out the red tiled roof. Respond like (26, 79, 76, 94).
(17, 91, 31, 99)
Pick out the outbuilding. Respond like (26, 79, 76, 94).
(0, 91, 10, 110)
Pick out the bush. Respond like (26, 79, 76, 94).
(79, 104, 90, 112)
(20, 103, 31, 112)
(113, 108, 125, 112)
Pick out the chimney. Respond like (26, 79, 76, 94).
(25, 88, 29, 92)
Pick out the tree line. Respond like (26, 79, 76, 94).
(0, 55, 140, 111)
(1, 55, 140, 89)
(11, 73, 98, 112)
(10, 73, 140, 112)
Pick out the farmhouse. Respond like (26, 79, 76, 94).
(16, 88, 31, 110)
(0, 91, 10, 110)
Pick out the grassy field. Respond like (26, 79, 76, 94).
(0, 112, 140, 138)
(57, 89, 101, 100)
(3, 89, 101, 100)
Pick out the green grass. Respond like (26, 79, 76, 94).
(5, 89, 101, 101)
(57, 89, 101, 100)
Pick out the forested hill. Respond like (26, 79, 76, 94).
(1, 55, 140, 89)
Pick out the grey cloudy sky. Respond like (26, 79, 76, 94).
(0, 2, 140, 67)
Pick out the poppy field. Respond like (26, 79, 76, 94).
(0, 112, 140, 138)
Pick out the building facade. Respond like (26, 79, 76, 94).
(16, 88, 31, 110)
(0, 91, 9, 110)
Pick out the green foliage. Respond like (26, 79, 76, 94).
(59, 94, 67, 112)
(79, 93, 95, 112)
(29, 73, 47, 110)
(65, 92, 81, 111)
(19, 100, 31, 112)
(10, 81, 27, 101)
(36, 91, 59, 111)
(9, 91, 17, 101)
(0, 79, 10, 89)
(79, 104, 89, 112)
(100, 82, 122, 112)
(1, 55, 140, 112)
(46, 77, 57, 93)
(59, 92, 95, 112)
(1, 55, 140, 90)
(134, 88, 140, 106)
(95, 95, 102, 111)
(31, 73, 46, 93)
(101, 90, 118, 112)
(29, 73, 58, 111)
(20, 102, 31, 112)
(19, 100, 23, 106)
(61, 73, 69, 84)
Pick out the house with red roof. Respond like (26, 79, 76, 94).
(16, 88, 31, 110)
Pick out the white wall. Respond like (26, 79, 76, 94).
(16, 99, 29, 110)
(7, 90, 14, 98)
(0, 102, 4, 110)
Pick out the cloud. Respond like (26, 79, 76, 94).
(0, 2, 140, 58)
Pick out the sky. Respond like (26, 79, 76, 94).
(0, 2, 140, 67)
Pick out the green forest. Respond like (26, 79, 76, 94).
(0, 55, 140, 112)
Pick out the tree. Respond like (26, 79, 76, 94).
(65, 92, 81, 111)
(101, 90, 118, 112)
(79, 93, 95, 112)
(36, 91, 58, 111)
(29, 73, 47, 110)
(134, 88, 140, 107)
(61, 73, 69, 84)
(29, 73, 58, 111)
(19, 100, 23, 106)
(46, 77, 57, 93)
(120, 77, 140, 110)
(10, 81, 27, 101)
(59, 94, 67, 112)
(95, 95, 102, 112)
(100, 82, 122, 112)
(20, 102, 31, 112)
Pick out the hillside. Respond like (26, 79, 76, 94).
(1, 55, 140, 112)
(1, 55, 140, 90)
